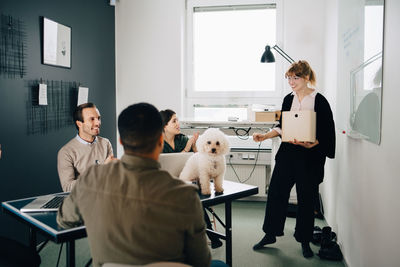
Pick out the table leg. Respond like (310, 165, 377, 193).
(29, 227, 36, 250)
(66, 240, 75, 267)
(225, 201, 232, 266)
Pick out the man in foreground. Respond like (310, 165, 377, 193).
(57, 103, 211, 267)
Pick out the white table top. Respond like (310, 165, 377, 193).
(180, 119, 277, 128)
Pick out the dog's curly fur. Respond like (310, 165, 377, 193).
(179, 128, 230, 196)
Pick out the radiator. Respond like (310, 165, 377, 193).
(224, 149, 271, 201)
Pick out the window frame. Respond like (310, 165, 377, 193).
(185, 0, 284, 111)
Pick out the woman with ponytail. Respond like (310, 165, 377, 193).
(252, 60, 335, 258)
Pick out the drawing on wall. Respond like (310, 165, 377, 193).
(0, 14, 26, 78)
(42, 17, 71, 68)
(27, 80, 78, 135)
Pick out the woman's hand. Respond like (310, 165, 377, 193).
(190, 132, 199, 152)
(289, 139, 319, 149)
(253, 133, 266, 142)
(191, 132, 199, 144)
(253, 130, 279, 142)
(184, 132, 199, 152)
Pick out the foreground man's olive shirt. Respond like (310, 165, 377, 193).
(57, 154, 211, 267)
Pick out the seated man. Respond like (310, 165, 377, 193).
(57, 102, 114, 192)
(57, 103, 211, 267)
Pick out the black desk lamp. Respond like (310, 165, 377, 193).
(261, 45, 295, 64)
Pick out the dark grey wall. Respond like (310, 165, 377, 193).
(0, 0, 116, 242)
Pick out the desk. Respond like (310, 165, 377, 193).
(1, 193, 86, 267)
(2, 181, 257, 267)
(200, 181, 258, 266)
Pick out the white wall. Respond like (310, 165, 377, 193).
(321, 0, 339, 235)
(115, 0, 185, 156)
(322, 0, 400, 267)
(282, 0, 326, 94)
(116, 0, 184, 114)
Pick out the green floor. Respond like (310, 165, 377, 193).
(39, 201, 345, 267)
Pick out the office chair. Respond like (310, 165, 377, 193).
(0, 236, 41, 267)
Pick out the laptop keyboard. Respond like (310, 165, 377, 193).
(41, 196, 66, 209)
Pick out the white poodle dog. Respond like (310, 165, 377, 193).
(179, 128, 230, 196)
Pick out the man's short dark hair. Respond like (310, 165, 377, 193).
(118, 103, 163, 154)
(160, 109, 176, 129)
(73, 102, 96, 130)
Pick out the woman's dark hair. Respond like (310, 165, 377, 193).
(118, 103, 163, 154)
(73, 102, 96, 130)
(159, 109, 176, 128)
(285, 60, 316, 86)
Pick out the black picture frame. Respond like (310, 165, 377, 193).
(41, 17, 71, 68)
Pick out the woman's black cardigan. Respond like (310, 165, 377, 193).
(274, 92, 336, 183)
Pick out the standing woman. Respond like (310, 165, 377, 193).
(160, 109, 198, 153)
(252, 60, 335, 257)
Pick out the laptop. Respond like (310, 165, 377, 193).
(20, 193, 68, 213)
(282, 110, 316, 142)
(159, 152, 193, 178)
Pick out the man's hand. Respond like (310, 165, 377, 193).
(289, 139, 319, 149)
(104, 155, 118, 164)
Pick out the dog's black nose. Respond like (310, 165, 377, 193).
(212, 148, 216, 153)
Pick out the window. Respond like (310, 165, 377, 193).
(185, 0, 282, 120)
(363, 4, 383, 91)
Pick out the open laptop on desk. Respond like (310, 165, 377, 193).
(159, 152, 193, 177)
(20, 193, 68, 213)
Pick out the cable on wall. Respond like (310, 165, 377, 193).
(227, 141, 263, 184)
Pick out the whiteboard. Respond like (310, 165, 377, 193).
(336, 0, 384, 144)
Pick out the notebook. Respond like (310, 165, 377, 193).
(20, 194, 68, 213)
(281, 110, 316, 142)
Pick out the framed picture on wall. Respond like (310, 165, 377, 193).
(42, 17, 71, 68)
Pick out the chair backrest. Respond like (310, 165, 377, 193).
(158, 152, 193, 178)
(103, 262, 191, 267)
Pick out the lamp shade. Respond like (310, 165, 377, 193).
(260, 45, 275, 63)
(261, 44, 295, 64)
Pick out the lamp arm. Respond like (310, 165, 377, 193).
(272, 45, 295, 64)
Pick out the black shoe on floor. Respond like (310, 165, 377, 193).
(252, 235, 276, 250)
(211, 239, 223, 249)
(301, 242, 314, 258)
